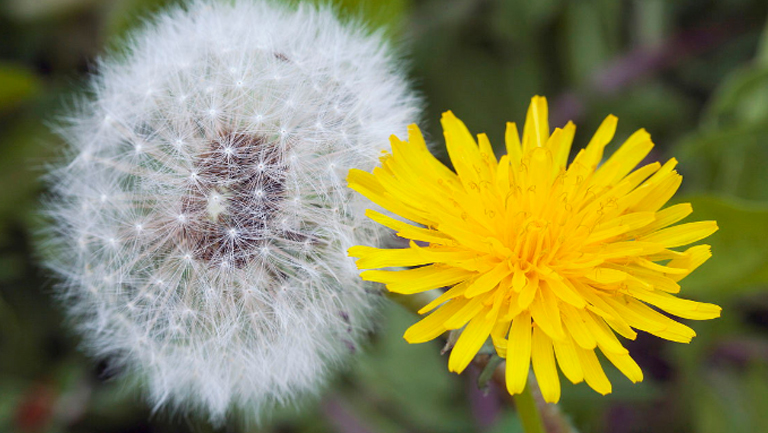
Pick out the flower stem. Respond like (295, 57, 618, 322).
(513, 381, 546, 433)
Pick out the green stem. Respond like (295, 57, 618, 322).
(513, 381, 546, 433)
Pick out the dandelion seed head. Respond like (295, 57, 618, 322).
(41, 0, 418, 423)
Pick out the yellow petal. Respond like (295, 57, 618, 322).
(373, 166, 440, 215)
(575, 346, 612, 395)
(512, 267, 527, 292)
(396, 125, 459, 185)
(518, 273, 539, 310)
(626, 286, 722, 320)
(627, 203, 692, 238)
(443, 294, 489, 330)
(505, 122, 523, 167)
(505, 310, 532, 394)
(600, 347, 643, 383)
(529, 289, 565, 341)
(442, 111, 483, 187)
(585, 267, 628, 285)
(404, 299, 467, 343)
(591, 128, 653, 188)
(361, 265, 472, 294)
(543, 274, 587, 308)
(638, 221, 718, 248)
(667, 244, 712, 282)
(553, 336, 584, 384)
(522, 95, 549, 153)
(549, 122, 576, 170)
(528, 147, 555, 197)
(587, 241, 665, 260)
(622, 267, 681, 293)
(365, 210, 453, 245)
(629, 170, 682, 213)
(348, 245, 431, 269)
(448, 313, 496, 373)
(570, 282, 637, 340)
(578, 309, 628, 354)
(347, 168, 429, 224)
(634, 258, 689, 276)
(618, 158, 677, 211)
(532, 327, 561, 403)
(586, 212, 656, 244)
(491, 318, 511, 357)
(560, 304, 597, 349)
(477, 133, 498, 174)
(418, 280, 471, 314)
(605, 296, 696, 343)
(464, 261, 511, 297)
(570, 114, 617, 172)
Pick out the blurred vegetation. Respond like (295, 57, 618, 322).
(1, 0, 768, 432)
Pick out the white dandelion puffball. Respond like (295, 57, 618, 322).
(41, 0, 418, 422)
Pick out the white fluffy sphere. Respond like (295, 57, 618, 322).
(41, 0, 418, 422)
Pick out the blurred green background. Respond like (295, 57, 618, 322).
(2, 0, 768, 432)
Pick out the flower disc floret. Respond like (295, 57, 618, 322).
(348, 96, 720, 402)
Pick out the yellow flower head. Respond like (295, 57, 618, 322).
(347, 96, 720, 403)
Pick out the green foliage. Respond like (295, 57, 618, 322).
(2, 0, 100, 21)
(106, 0, 411, 43)
(676, 123, 768, 201)
(312, 0, 410, 37)
(346, 302, 474, 433)
(692, 363, 768, 433)
(562, 1, 619, 85)
(104, 0, 179, 41)
(674, 18, 768, 201)
(0, 119, 52, 224)
(676, 196, 768, 299)
(0, 64, 41, 113)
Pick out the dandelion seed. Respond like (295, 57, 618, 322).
(41, 0, 418, 423)
(348, 96, 720, 403)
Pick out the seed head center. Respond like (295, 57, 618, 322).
(177, 132, 287, 268)
(206, 189, 230, 221)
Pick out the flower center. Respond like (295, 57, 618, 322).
(504, 214, 558, 271)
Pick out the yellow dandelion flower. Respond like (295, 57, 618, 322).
(347, 96, 721, 403)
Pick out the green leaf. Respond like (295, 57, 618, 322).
(676, 195, 768, 299)
(675, 123, 768, 201)
(701, 65, 768, 127)
(563, 1, 617, 85)
(633, 0, 668, 46)
(698, 16, 768, 130)
(754, 8, 768, 68)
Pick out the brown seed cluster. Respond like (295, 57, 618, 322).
(179, 132, 286, 269)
